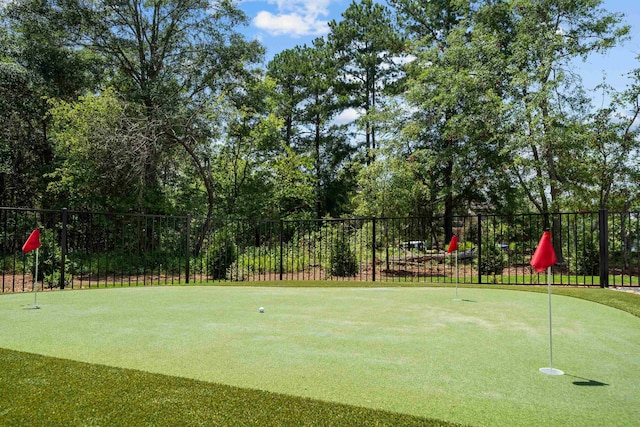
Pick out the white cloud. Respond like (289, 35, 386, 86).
(252, 0, 332, 37)
(614, 109, 640, 127)
(268, 0, 331, 16)
(254, 11, 329, 37)
(335, 108, 362, 125)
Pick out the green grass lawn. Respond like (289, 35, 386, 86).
(1, 283, 639, 426)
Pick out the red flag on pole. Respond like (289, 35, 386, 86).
(22, 229, 41, 253)
(447, 235, 459, 253)
(530, 231, 557, 273)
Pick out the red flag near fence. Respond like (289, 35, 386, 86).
(22, 229, 41, 253)
(530, 231, 557, 273)
(447, 235, 459, 253)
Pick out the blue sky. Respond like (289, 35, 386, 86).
(238, 0, 640, 95)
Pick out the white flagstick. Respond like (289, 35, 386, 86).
(540, 266, 562, 375)
(453, 250, 460, 301)
(33, 248, 40, 309)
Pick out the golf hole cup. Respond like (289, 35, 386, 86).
(259, 306, 264, 313)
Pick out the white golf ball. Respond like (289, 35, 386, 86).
(259, 307, 264, 313)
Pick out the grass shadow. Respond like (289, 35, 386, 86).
(566, 374, 609, 387)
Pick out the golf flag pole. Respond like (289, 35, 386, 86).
(447, 235, 460, 300)
(22, 229, 41, 309)
(34, 247, 39, 308)
(530, 230, 562, 375)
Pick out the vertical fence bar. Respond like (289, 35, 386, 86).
(279, 220, 284, 281)
(59, 208, 68, 289)
(185, 214, 191, 284)
(599, 209, 609, 288)
(1, 209, 5, 293)
(372, 217, 376, 282)
(477, 214, 482, 284)
(629, 214, 640, 286)
(114, 214, 120, 286)
(590, 213, 596, 287)
(624, 212, 629, 286)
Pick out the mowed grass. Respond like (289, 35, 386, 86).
(1, 284, 639, 426)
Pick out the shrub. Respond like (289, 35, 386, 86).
(329, 236, 358, 277)
(206, 237, 237, 280)
(477, 242, 506, 277)
(26, 229, 72, 289)
(567, 233, 599, 275)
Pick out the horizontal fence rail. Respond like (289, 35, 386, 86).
(1, 207, 639, 293)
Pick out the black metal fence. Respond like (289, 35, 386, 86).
(2, 207, 639, 292)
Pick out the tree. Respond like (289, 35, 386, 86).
(1, 0, 101, 207)
(203, 76, 315, 221)
(504, 0, 628, 262)
(59, 0, 264, 215)
(268, 39, 355, 218)
(353, 152, 429, 218)
(3, 0, 102, 100)
(0, 60, 47, 207)
(329, 0, 404, 164)
(4, 0, 264, 252)
(506, 0, 628, 217)
(561, 71, 640, 211)
(392, 0, 514, 242)
(267, 47, 309, 149)
(47, 89, 156, 211)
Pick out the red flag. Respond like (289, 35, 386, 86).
(530, 231, 557, 273)
(22, 229, 41, 253)
(447, 235, 459, 253)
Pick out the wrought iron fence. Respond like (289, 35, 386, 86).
(2, 207, 639, 293)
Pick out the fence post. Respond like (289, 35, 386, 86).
(477, 214, 482, 284)
(60, 208, 68, 290)
(599, 209, 609, 288)
(279, 220, 284, 281)
(185, 214, 191, 284)
(372, 217, 376, 282)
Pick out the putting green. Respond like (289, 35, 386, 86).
(1, 287, 639, 426)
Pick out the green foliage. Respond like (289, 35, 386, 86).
(477, 242, 506, 278)
(329, 0, 404, 165)
(36, 229, 60, 288)
(206, 236, 237, 280)
(505, 0, 628, 214)
(566, 233, 600, 276)
(329, 235, 359, 277)
(354, 153, 431, 218)
(0, 0, 104, 207)
(2, 0, 639, 219)
(0, 254, 24, 276)
(267, 41, 355, 218)
(271, 143, 316, 217)
(47, 89, 146, 211)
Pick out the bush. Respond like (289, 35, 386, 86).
(27, 229, 71, 289)
(206, 237, 237, 280)
(329, 236, 358, 277)
(477, 242, 506, 277)
(567, 233, 599, 275)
